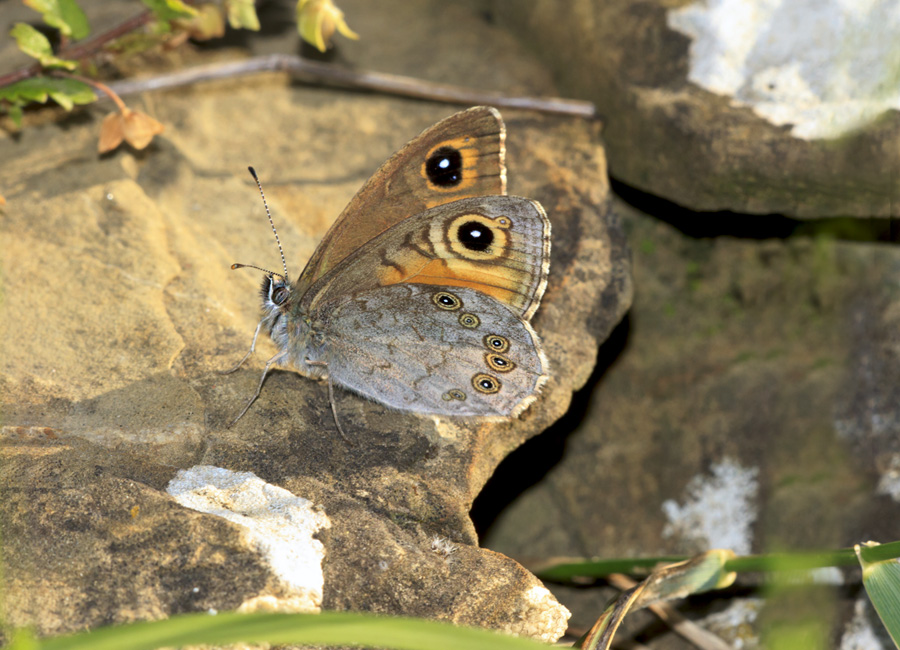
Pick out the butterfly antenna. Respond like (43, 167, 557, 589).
(248, 166, 289, 280)
(230, 263, 285, 280)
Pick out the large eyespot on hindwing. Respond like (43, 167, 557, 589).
(446, 213, 511, 261)
(485, 352, 515, 373)
(472, 373, 502, 394)
(432, 290, 463, 311)
(484, 334, 510, 353)
(425, 146, 463, 188)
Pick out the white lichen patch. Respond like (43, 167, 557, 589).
(167, 465, 331, 612)
(500, 585, 570, 644)
(699, 598, 762, 649)
(667, 0, 900, 139)
(876, 453, 900, 501)
(810, 566, 845, 585)
(429, 535, 458, 559)
(839, 597, 892, 650)
(662, 458, 759, 555)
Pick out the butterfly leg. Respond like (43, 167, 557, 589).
(228, 351, 281, 427)
(220, 320, 264, 375)
(305, 358, 352, 445)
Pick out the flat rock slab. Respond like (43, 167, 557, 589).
(490, 0, 900, 217)
(0, 0, 631, 642)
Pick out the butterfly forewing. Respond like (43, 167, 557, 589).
(294, 106, 507, 296)
(302, 196, 550, 321)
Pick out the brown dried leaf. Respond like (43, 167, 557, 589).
(123, 108, 165, 149)
(98, 108, 165, 153)
(98, 110, 125, 153)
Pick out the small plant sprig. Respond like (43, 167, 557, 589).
(1, 0, 359, 151)
(526, 540, 900, 649)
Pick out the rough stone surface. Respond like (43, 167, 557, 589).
(0, 0, 631, 643)
(480, 197, 900, 647)
(488, 0, 900, 217)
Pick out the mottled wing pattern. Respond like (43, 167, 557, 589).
(321, 284, 547, 416)
(303, 196, 550, 320)
(295, 106, 506, 296)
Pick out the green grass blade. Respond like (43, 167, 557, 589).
(857, 542, 900, 649)
(32, 611, 548, 650)
(528, 556, 688, 581)
(528, 548, 860, 583)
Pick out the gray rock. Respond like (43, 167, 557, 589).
(481, 198, 900, 647)
(488, 0, 900, 217)
(0, 0, 631, 642)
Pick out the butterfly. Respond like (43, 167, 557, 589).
(226, 106, 550, 436)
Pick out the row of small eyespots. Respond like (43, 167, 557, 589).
(433, 291, 517, 399)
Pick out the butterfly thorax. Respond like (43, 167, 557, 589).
(260, 274, 327, 378)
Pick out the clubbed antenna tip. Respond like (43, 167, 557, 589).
(246, 166, 289, 281)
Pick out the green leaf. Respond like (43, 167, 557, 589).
(0, 77, 96, 111)
(140, 0, 198, 23)
(10, 23, 77, 69)
(24, 0, 90, 40)
(857, 542, 900, 648)
(226, 0, 260, 30)
(31, 611, 547, 650)
(5, 104, 25, 127)
(57, 0, 90, 39)
(49, 90, 74, 110)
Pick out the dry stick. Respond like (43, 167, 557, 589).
(607, 574, 732, 650)
(102, 54, 597, 118)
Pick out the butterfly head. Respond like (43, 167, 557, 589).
(258, 272, 295, 340)
(260, 273, 291, 313)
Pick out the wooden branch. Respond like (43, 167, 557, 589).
(102, 54, 597, 118)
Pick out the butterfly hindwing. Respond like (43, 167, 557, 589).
(322, 284, 547, 417)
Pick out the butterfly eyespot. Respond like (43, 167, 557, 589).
(456, 220, 494, 252)
(271, 286, 290, 305)
(458, 313, 480, 328)
(484, 334, 510, 353)
(445, 214, 509, 260)
(425, 146, 463, 188)
(472, 373, 501, 394)
(495, 217, 513, 229)
(485, 352, 515, 373)
(442, 389, 467, 401)
(432, 291, 462, 310)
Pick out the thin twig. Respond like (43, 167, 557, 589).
(59, 9, 155, 61)
(64, 73, 126, 110)
(0, 9, 154, 88)
(102, 54, 597, 118)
